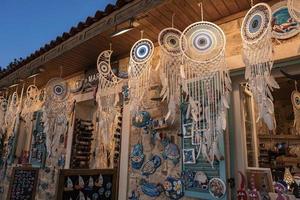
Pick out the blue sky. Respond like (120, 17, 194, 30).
(0, 0, 116, 68)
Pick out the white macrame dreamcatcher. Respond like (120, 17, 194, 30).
(288, 0, 300, 23)
(0, 96, 8, 132)
(291, 82, 300, 135)
(180, 21, 231, 166)
(128, 34, 154, 113)
(43, 77, 69, 159)
(21, 77, 45, 129)
(96, 49, 124, 168)
(241, 3, 279, 130)
(157, 19, 182, 123)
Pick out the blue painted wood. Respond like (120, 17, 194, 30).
(181, 99, 228, 200)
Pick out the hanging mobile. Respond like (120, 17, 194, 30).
(157, 13, 182, 123)
(241, 1, 279, 130)
(128, 30, 154, 113)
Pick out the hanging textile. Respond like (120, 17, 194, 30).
(180, 21, 231, 166)
(95, 49, 124, 168)
(128, 38, 154, 112)
(157, 27, 182, 123)
(241, 3, 279, 130)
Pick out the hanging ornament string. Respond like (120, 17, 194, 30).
(198, 2, 204, 21)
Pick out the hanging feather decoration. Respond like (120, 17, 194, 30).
(241, 3, 279, 130)
(96, 49, 124, 168)
(291, 86, 300, 135)
(180, 21, 231, 166)
(43, 78, 69, 158)
(157, 27, 182, 123)
(128, 38, 154, 113)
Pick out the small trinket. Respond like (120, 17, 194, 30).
(208, 178, 226, 199)
(130, 143, 145, 170)
(163, 177, 184, 200)
(141, 155, 161, 176)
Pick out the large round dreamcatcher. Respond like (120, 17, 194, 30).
(180, 21, 231, 166)
(288, 0, 300, 22)
(44, 78, 69, 115)
(96, 49, 124, 168)
(241, 3, 279, 130)
(128, 38, 154, 112)
(158, 27, 182, 123)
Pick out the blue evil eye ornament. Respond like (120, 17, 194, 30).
(131, 39, 154, 64)
(132, 111, 151, 128)
(140, 179, 163, 197)
(241, 3, 272, 44)
(130, 143, 145, 170)
(161, 138, 180, 165)
(141, 155, 161, 176)
(163, 177, 184, 200)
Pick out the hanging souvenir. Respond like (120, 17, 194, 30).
(183, 149, 196, 164)
(96, 49, 124, 169)
(180, 19, 231, 166)
(163, 177, 184, 200)
(95, 174, 103, 187)
(237, 171, 248, 200)
(291, 83, 300, 135)
(274, 182, 288, 200)
(130, 143, 145, 170)
(43, 77, 69, 163)
(194, 171, 208, 190)
(241, 3, 279, 130)
(141, 155, 161, 176)
(208, 178, 226, 199)
(288, 0, 300, 23)
(161, 138, 180, 165)
(272, 1, 299, 40)
(132, 111, 151, 128)
(65, 177, 74, 191)
(157, 23, 182, 123)
(128, 35, 154, 112)
(140, 179, 163, 197)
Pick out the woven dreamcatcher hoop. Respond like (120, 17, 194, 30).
(96, 49, 124, 168)
(241, 3, 279, 130)
(180, 21, 231, 166)
(157, 27, 182, 123)
(288, 0, 300, 22)
(128, 38, 154, 112)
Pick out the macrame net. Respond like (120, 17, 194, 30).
(128, 39, 154, 113)
(95, 50, 123, 169)
(241, 3, 279, 130)
(180, 22, 231, 166)
(157, 28, 182, 123)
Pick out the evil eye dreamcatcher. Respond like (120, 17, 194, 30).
(241, 3, 279, 130)
(128, 38, 154, 112)
(96, 49, 124, 169)
(180, 21, 231, 166)
(44, 78, 69, 116)
(288, 0, 300, 23)
(157, 27, 182, 123)
(291, 83, 300, 135)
